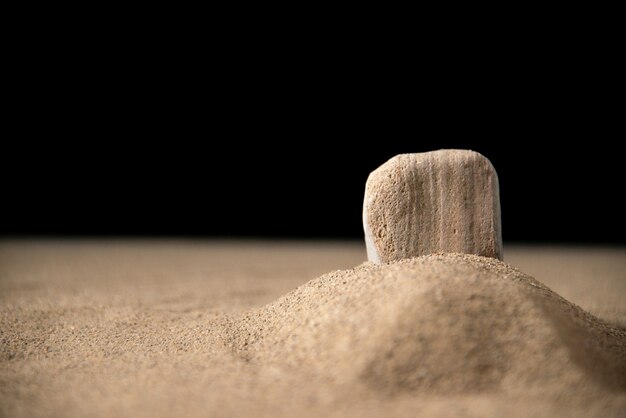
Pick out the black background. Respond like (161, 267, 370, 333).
(2, 39, 624, 244)
(2, 135, 623, 244)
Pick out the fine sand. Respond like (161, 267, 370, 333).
(1, 240, 625, 418)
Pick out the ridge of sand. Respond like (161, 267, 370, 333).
(230, 253, 626, 396)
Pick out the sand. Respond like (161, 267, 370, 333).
(1, 240, 625, 418)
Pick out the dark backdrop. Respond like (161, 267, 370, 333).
(3, 17, 624, 245)
(2, 135, 623, 244)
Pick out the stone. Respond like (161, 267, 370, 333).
(363, 150, 502, 263)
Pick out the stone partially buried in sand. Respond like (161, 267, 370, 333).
(363, 150, 502, 263)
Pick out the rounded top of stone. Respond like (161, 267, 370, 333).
(367, 150, 497, 188)
(384, 149, 493, 166)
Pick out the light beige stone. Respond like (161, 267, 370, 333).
(363, 149, 502, 263)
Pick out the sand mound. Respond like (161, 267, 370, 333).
(2, 243, 626, 417)
(231, 253, 626, 395)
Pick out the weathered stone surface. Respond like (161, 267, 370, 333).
(363, 150, 502, 263)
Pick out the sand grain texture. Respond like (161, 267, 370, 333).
(1, 241, 625, 418)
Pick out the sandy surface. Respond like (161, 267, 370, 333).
(1, 240, 625, 418)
